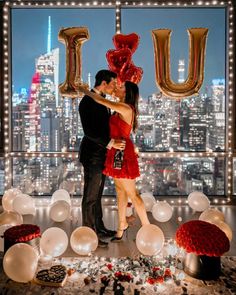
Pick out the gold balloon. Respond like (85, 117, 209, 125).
(152, 28, 208, 98)
(3, 243, 38, 283)
(0, 211, 23, 226)
(58, 27, 89, 98)
(70, 226, 98, 256)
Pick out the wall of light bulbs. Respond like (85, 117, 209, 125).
(0, 0, 235, 204)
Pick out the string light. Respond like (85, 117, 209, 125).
(1, 1, 234, 204)
(116, 1, 121, 33)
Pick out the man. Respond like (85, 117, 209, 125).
(79, 69, 125, 247)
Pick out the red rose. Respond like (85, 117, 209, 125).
(156, 276, 164, 284)
(115, 271, 122, 277)
(147, 277, 156, 285)
(106, 263, 113, 270)
(152, 266, 160, 272)
(164, 269, 172, 276)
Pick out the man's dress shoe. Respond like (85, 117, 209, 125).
(96, 227, 117, 237)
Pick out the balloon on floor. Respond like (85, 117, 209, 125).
(52, 189, 71, 205)
(199, 208, 225, 222)
(0, 211, 23, 226)
(70, 226, 98, 256)
(12, 193, 36, 215)
(3, 243, 38, 283)
(140, 192, 156, 212)
(187, 191, 210, 212)
(2, 188, 22, 211)
(49, 200, 71, 222)
(40, 227, 68, 257)
(152, 201, 173, 222)
(136, 224, 165, 256)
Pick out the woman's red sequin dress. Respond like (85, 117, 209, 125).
(103, 112, 140, 179)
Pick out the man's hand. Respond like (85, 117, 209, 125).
(112, 139, 126, 150)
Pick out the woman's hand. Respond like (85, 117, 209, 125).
(113, 139, 126, 150)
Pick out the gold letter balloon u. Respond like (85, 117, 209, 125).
(152, 28, 208, 98)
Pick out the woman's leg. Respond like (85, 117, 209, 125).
(114, 179, 129, 231)
(121, 179, 150, 226)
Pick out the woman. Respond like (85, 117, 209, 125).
(78, 81, 150, 241)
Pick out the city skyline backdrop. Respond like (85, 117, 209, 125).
(5, 6, 227, 196)
(12, 7, 226, 98)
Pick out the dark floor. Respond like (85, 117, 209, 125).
(10, 199, 235, 257)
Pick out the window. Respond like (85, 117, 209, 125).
(1, 1, 234, 200)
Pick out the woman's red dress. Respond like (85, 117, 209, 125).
(103, 112, 140, 179)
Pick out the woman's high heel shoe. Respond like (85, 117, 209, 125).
(110, 226, 129, 242)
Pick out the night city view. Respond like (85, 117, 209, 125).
(3, 7, 227, 196)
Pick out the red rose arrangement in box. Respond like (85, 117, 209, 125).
(175, 220, 230, 257)
(4, 224, 41, 243)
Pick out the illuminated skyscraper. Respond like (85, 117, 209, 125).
(47, 16, 51, 54)
(88, 72, 92, 88)
(35, 48, 60, 108)
(208, 79, 225, 150)
(28, 72, 41, 151)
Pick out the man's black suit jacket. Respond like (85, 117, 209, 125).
(79, 93, 111, 166)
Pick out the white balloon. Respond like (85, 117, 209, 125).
(12, 194, 36, 215)
(3, 243, 38, 283)
(0, 224, 13, 252)
(49, 200, 71, 222)
(136, 224, 165, 256)
(187, 191, 210, 212)
(2, 188, 22, 211)
(40, 227, 68, 257)
(59, 180, 75, 194)
(52, 189, 71, 205)
(199, 208, 225, 223)
(152, 201, 173, 222)
(70, 226, 98, 256)
(140, 192, 156, 212)
(0, 211, 23, 227)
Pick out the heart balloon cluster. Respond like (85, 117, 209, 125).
(106, 33, 143, 84)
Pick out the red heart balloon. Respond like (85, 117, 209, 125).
(120, 62, 143, 84)
(106, 48, 132, 73)
(113, 33, 139, 54)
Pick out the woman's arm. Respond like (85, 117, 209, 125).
(78, 86, 131, 118)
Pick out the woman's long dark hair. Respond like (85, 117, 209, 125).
(124, 81, 139, 132)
